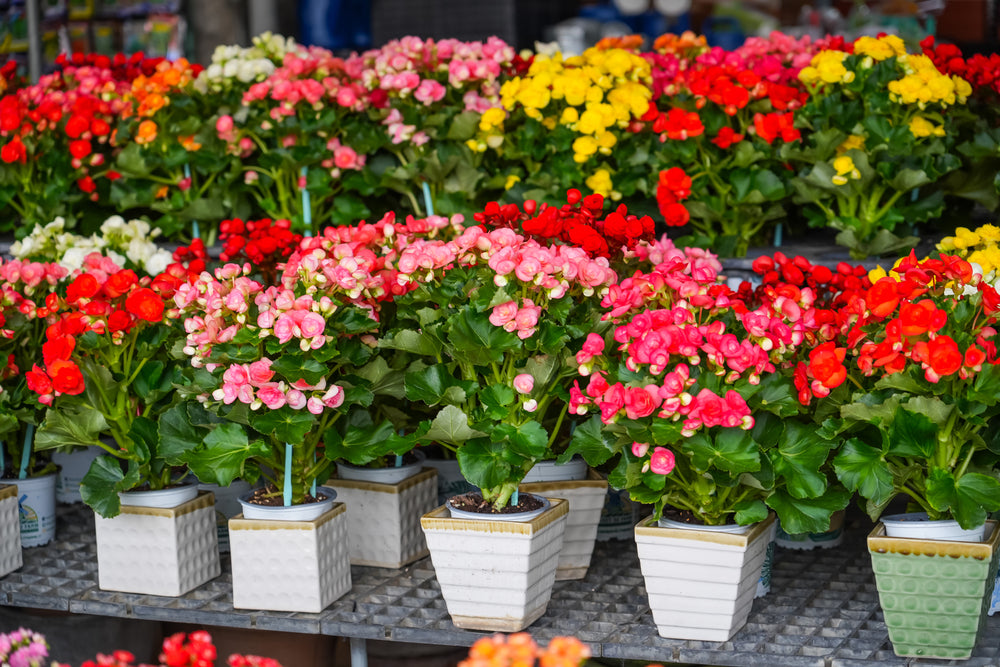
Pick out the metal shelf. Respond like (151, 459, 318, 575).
(2, 504, 999, 667)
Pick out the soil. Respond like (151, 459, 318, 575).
(661, 507, 734, 527)
(245, 486, 329, 507)
(449, 491, 543, 515)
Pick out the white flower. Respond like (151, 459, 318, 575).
(144, 249, 173, 276)
(60, 247, 90, 272)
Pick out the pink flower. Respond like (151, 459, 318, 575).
(489, 300, 518, 327)
(576, 332, 605, 367)
(307, 397, 325, 414)
(322, 384, 345, 408)
(513, 373, 534, 395)
(298, 312, 326, 339)
(649, 447, 676, 475)
(414, 79, 446, 104)
(631, 441, 649, 458)
(285, 389, 307, 410)
(257, 382, 286, 409)
(247, 359, 274, 386)
(624, 385, 660, 420)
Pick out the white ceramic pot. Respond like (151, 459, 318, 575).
(229, 501, 352, 613)
(0, 485, 22, 577)
(197, 478, 251, 554)
(658, 516, 750, 532)
(421, 497, 569, 632)
(446, 493, 551, 522)
(520, 470, 608, 580)
(119, 480, 199, 508)
(519, 456, 588, 483)
(2, 473, 57, 548)
(237, 486, 337, 521)
(53, 447, 104, 504)
(635, 513, 776, 641)
(882, 512, 987, 543)
(93, 491, 221, 596)
(422, 457, 475, 506)
(329, 468, 437, 568)
(336, 450, 426, 485)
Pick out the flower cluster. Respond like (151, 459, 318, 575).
(655, 167, 692, 227)
(459, 634, 590, 667)
(193, 33, 297, 95)
(938, 224, 1000, 277)
(218, 218, 302, 285)
(0, 627, 54, 667)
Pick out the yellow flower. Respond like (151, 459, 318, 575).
(977, 224, 1000, 243)
(806, 50, 852, 84)
(585, 168, 613, 197)
(479, 107, 506, 132)
(504, 174, 521, 190)
(868, 265, 889, 282)
(465, 139, 485, 153)
(542, 116, 557, 130)
(572, 135, 599, 162)
(559, 107, 579, 125)
(596, 130, 616, 153)
(837, 134, 865, 153)
(908, 115, 944, 138)
(854, 35, 906, 61)
(969, 246, 1000, 274)
(577, 107, 607, 135)
(798, 66, 819, 84)
(833, 155, 856, 176)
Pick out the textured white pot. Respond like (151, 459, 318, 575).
(337, 450, 427, 485)
(94, 491, 221, 596)
(229, 501, 351, 613)
(329, 467, 437, 568)
(197, 479, 251, 554)
(519, 469, 608, 580)
(0, 485, 22, 577)
(119, 481, 199, 508)
(53, 447, 104, 504)
(421, 497, 569, 632)
(2, 473, 57, 548)
(882, 512, 987, 542)
(520, 456, 588, 483)
(237, 486, 337, 521)
(635, 513, 776, 641)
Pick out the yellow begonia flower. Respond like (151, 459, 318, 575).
(586, 168, 613, 196)
(854, 36, 895, 61)
(833, 155, 856, 175)
(479, 107, 506, 132)
(969, 246, 1000, 274)
(908, 115, 944, 138)
(504, 174, 521, 190)
(977, 224, 1000, 243)
(837, 135, 865, 153)
(559, 107, 579, 125)
(573, 135, 599, 163)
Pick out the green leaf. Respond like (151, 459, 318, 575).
(457, 439, 513, 491)
(765, 486, 851, 535)
(560, 415, 616, 466)
(270, 356, 327, 385)
(888, 168, 931, 192)
(420, 404, 486, 447)
(887, 408, 937, 458)
(126, 416, 157, 465)
(491, 420, 548, 460)
(769, 421, 837, 499)
(188, 423, 269, 487)
(479, 384, 516, 420)
(926, 469, 1000, 530)
(80, 456, 140, 518)
(356, 357, 405, 399)
(448, 310, 521, 365)
(833, 438, 895, 507)
(324, 420, 410, 465)
(379, 329, 442, 356)
(685, 428, 760, 474)
(133, 361, 166, 400)
(248, 409, 315, 444)
(734, 499, 769, 526)
(34, 403, 107, 451)
(158, 403, 202, 465)
(405, 365, 476, 407)
(445, 111, 481, 141)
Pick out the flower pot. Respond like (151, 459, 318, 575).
(93, 490, 221, 596)
(634, 513, 777, 641)
(228, 498, 351, 613)
(237, 486, 337, 521)
(881, 512, 986, 542)
(0, 485, 22, 577)
(868, 519, 1000, 660)
(197, 478, 251, 554)
(775, 510, 845, 550)
(519, 468, 608, 580)
(519, 456, 588, 484)
(52, 447, 103, 504)
(422, 457, 475, 506)
(420, 496, 569, 632)
(446, 493, 552, 522)
(120, 480, 199, 509)
(1, 472, 57, 548)
(336, 450, 427, 485)
(329, 468, 437, 568)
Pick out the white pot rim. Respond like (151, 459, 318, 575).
(447, 493, 551, 522)
(882, 512, 987, 542)
(337, 450, 426, 484)
(657, 515, 752, 534)
(119, 479, 200, 509)
(2, 471, 59, 484)
(238, 486, 338, 521)
(520, 456, 588, 483)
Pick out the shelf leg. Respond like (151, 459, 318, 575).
(349, 637, 368, 667)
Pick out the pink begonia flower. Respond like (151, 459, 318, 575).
(576, 332, 605, 367)
(257, 382, 286, 409)
(489, 301, 518, 327)
(247, 359, 274, 386)
(273, 313, 296, 343)
(649, 447, 676, 475)
(523, 399, 538, 412)
(414, 79, 446, 104)
(631, 441, 650, 458)
(624, 385, 660, 420)
(322, 384, 345, 408)
(513, 373, 534, 395)
(285, 389, 307, 410)
(298, 312, 326, 339)
(307, 397, 325, 415)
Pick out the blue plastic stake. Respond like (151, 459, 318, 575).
(301, 166, 312, 233)
(18, 424, 33, 480)
(774, 222, 783, 248)
(394, 455, 403, 468)
(184, 164, 200, 240)
(421, 181, 434, 217)
(0, 439, 5, 475)
(283, 443, 293, 506)
(511, 489, 519, 507)
(311, 474, 316, 497)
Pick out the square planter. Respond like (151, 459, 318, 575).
(634, 513, 776, 641)
(0, 485, 22, 577)
(94, 491, 221, 596)
(519, 470, 608, 580)
(420, 497, 568, 632)
(329, 468, 437, 568)
(868, 519, 1000, 660)
(229, 502, 351, 613)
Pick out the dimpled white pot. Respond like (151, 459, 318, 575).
(228, 501, 351, 613)
(519, 469, 608, 580)
(329, 468, 437, 568)
(0, 486, 22, 577)
(94, 491, 221, 596)
(421, 497, 569, 632)
(635, 513, 776, 641)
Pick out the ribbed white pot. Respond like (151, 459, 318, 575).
(2, 473, 57, 547)
(336, 450, 427, 485)
(882, 512, 987, 542)
(229, 500, 351, 613)
(635, 513, 776, 641)
(329, 468, 437, 568)
(421, 497, 569, 632)
(94, 490, 221, 596)
(0, 486, 22, 577)
(519, 468, 608, 580)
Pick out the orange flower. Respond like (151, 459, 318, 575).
(595, 34, 644, 51)
(136, 119, 158, 145)
(179, 135, 202, 152)
(155, 185, 169, 199)
(538, 637, 590, 667)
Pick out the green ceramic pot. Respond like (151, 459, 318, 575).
(867, 520, 1000, 660)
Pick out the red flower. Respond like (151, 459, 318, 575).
(104, 270, 138, 298)
(866, 278, 900, 318)
(753, 112, 800, 144)
(981, 283, 1000, 315)
(659, 201, 690, 226)
(653, 108, 704, 140)
(1, 136, 26, 164)
(124, 287, 164, 322)
(25, 364, 53, 396)
(67, 274, 101, 302)
(808, 342, 847, 390)
(48, 359, 86, 395)
(65, 115, 89, 139)
(926, 335, 963, 379)
(69, 139, 92, 159)
(711, 126, 744, 149)
(77, 175, 96, 194)
(42, 334, 76, 366)
(899, 300, 946, 336)
(107, 309, 133, 332)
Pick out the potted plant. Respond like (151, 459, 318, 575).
(387, 199, 626, 630)
(805, 251, 1000, 659)
(564, 245, 850, 641)
(26, 255, 220, 596)
(0, 259, 67, 547)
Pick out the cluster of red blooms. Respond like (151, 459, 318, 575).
(473, 189, 655, 260)
(654, 167, 692, 226)
(55, 52, 167, 84)
(920, 36, 1000, 100)
(24, 263, 169, 406)
(459, 633, 590, 667)
(219, 218, 303, 284)
(77, 631, 282, 667)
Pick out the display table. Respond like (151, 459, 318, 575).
(2, 505, 998, 667)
